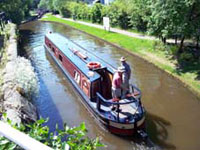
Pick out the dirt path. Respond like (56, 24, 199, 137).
(54, 15, 195, 45)
(55, 15, 157, 40)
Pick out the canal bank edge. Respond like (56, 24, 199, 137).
(0, 23, 38, 124)
(40, 16, 200, 100)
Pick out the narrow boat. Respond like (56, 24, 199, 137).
(44, 32, 146, 136)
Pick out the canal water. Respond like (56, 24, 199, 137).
(19, 21, 200, 150)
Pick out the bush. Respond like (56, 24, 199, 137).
(117, 9, 130, 29)
(90, 3, 103, 23)
(153, 41, 166, 51)
(52, 0, 147, 30)
(59, 6, 71, 18)
(76, 3, 90, 20)
(179, 52, 194, 62)
(0, 115, 104, 150)
(14, 57, 38, 100)
(106, 3, 120, 26)
(129, 13, 147, 31)
(105, 1, 130, 29)
(168, 45, 179, 56)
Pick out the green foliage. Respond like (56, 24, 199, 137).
(90, 3, 103, 23)
(69, 2, 82, 19)
(153, 41, 167, 51)
(38, 0, 49, 10)
(38, 0, 56, 11)
(75, 3, 90, 20)
(59, 6, 71, 18)
(0, 114, 104, 150)
(146, 0, 200, 48)
(0, 0, 34, 24)
(128, 0, 149, 31)
(106, 1, 130, 28)
(179, 52, 194, 62)
(168, 46, 179, 56)
(153, 41, 179, 58)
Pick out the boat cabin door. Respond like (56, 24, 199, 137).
(96, 68, 113, 99)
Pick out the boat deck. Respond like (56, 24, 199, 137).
(91, 97, 140, 122)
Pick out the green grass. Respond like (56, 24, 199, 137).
(41, 14, 200, 98)
(70, 17, 144, 34)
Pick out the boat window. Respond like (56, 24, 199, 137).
(49, 43, 51, 48)
(74, 71, 80, 84)
(52, 47, 55, 53)
(59, 54, 62, 62)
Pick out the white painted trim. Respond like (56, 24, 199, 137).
(109, 121, 134, 129)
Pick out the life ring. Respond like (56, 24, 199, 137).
(87, 62, 101, 70)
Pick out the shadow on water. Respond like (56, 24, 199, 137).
(146, 112, 175, 150)
(36, 73, 64, 132)
(19, 29, 64, 132)
(18, 30, 32, 56)
(114, 111, 175, 150)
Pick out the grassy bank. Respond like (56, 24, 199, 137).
(41, 14, 200, 98)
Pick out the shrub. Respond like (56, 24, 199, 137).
(117, 9, 130, 29)
(153, 41, 166, 51)
(106, 3, 120, 26)
(90, 3, 103, 23)
(14, 57, 38, 100)
(105, 1, 130, 29)
(0, 115, 104, 150)
(168, 45, 179, 56)
(59, 6, 71, 18)
(76, 3, 90, 20)
(179, 52, 194, 62)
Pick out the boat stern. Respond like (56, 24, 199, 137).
(108, 116, 146, 136)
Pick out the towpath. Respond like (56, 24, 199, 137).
(55, 15, 157, 41)
(54, 15, 194, 45)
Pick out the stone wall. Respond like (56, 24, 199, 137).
(0, 23, 38, 125)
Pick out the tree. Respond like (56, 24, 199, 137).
(38, 0, 54, 11)
(53, 0, 71, 16)
(147, 0, 200, 52)
(106, 1, 130, 28)
(0, 0, 34, 24)
(128, 0, 150, 31)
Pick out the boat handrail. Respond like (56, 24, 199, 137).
(96, 84, 141, 106)
(131, 84, 142, 99)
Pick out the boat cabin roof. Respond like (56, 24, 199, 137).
(46, 33, 114, 82)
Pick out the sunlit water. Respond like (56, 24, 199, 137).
(19, 21, 200, 150)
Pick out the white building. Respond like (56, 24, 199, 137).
(83, 0, 114, 5)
